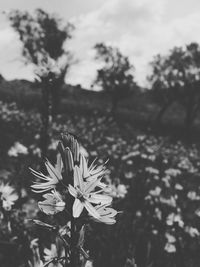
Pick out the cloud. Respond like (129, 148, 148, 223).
(1, 0, 200, 88)
(66, 0, 166, 87)
(66, 0, 200, 88)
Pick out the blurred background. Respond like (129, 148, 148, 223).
(1, 0, 200, 267)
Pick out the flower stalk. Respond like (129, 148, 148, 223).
(30, 133, 118, 266)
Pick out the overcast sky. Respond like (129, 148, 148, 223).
(1, 0, 200, 88)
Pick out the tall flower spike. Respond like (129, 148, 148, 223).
(68, 165, 112, 219)
(30, 156, 63, 193)
(61, 133, 80, 165)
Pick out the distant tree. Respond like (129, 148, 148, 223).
(149, 43, 200, 132)
(0, 73, 4, 84)
(8, 9, 74, 156)
(94, 43, 137, 114)
(8, 9, 74, 64)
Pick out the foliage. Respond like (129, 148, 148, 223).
(8, 9, 75, 156)
(94, 43, 137, 113)
(149, 42, 200, 130)
(2, 101, 200, 266)
(8, 8, 74, 65)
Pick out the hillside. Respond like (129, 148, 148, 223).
(1, 78, 200, 141)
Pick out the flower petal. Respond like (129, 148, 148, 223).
(55, 153, 63, 174)
(84, 201, 100, 219)
(45, 159, 62, 182)
(74, 166, 84, 190)
(85, 179, 100, 194)
(73, 199, 84, 218)
(87, 194, 112, 205)
(68, 184, 78, 198)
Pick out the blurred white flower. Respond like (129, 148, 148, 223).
(187, 191, 200, 201)
(106, 184, 128, 199)
(8, 142, 28, 157)
(175, 184, 183, 190)
(165, 233, 176, 243)
(116, 184, 128, 198)
(85, 260, 93, 267)
(154, 207, 162, 220)
(152, 229, 158, 235)
(165, 169, 181, 177)
(149, 186, 161, 197)
(137, 135, 146, 141)
(0, 183, 18, 210)
(48, 139, 58, 150)
(145, 167, 159, 175)
(121, 151, 140, 161)
(166, 213, 184, 227)
(164, 243, 176, 253)
(164, 233, 176, 253)
(80, 145, 89, 158)
(125, 172, 133, 179)
(185, 226, 200, 237)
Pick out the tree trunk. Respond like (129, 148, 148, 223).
(155, 102, 171, 125)
(40, 80, 50, 160)
(184, 104, 195, 140)
(111, 96, 118, 116)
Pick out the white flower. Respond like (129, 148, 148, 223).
(125, 172, 133, 179)
(44, 244, 64, 267)
(187, 191, 200, 200)
(30, 154, 63, 193)
(165, 168, 181, 177)
(185, 226, 200, 237)
(165, 233, 176, 243)
(149, 186, 161, 197)
(160, 196, 176, 207)
(165, 232, 176, 254)
(79, 145, 89, 158)
(38, 190, 65, 215)
(28, 239, 43, 267)
(85, 260, 93, 267)
(164, 243, 176, 253)
(116, 184, 128, 198)
(68, 166, 112, 219)
(166, 213, 184, 228)
(175, 184, 183, 190)
(0, 183, 18, 210)
(93, 204, 117, 224)
(145, 167, 159, 175)
(80, 154, 106, 188)
(8, 142, 28, 157)
(106, 184, 128, 199)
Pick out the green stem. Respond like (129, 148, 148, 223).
(70, 217, 76, 267)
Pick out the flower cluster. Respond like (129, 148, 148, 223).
(30, 133, 117, 224)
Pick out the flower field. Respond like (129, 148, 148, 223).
(1, 100, 200, 267)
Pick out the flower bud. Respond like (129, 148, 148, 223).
(57, 141, 66, 169)
(73, 140, 80, 165)
(64, 148, 74, 173)
(61, 133, 75, 149)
